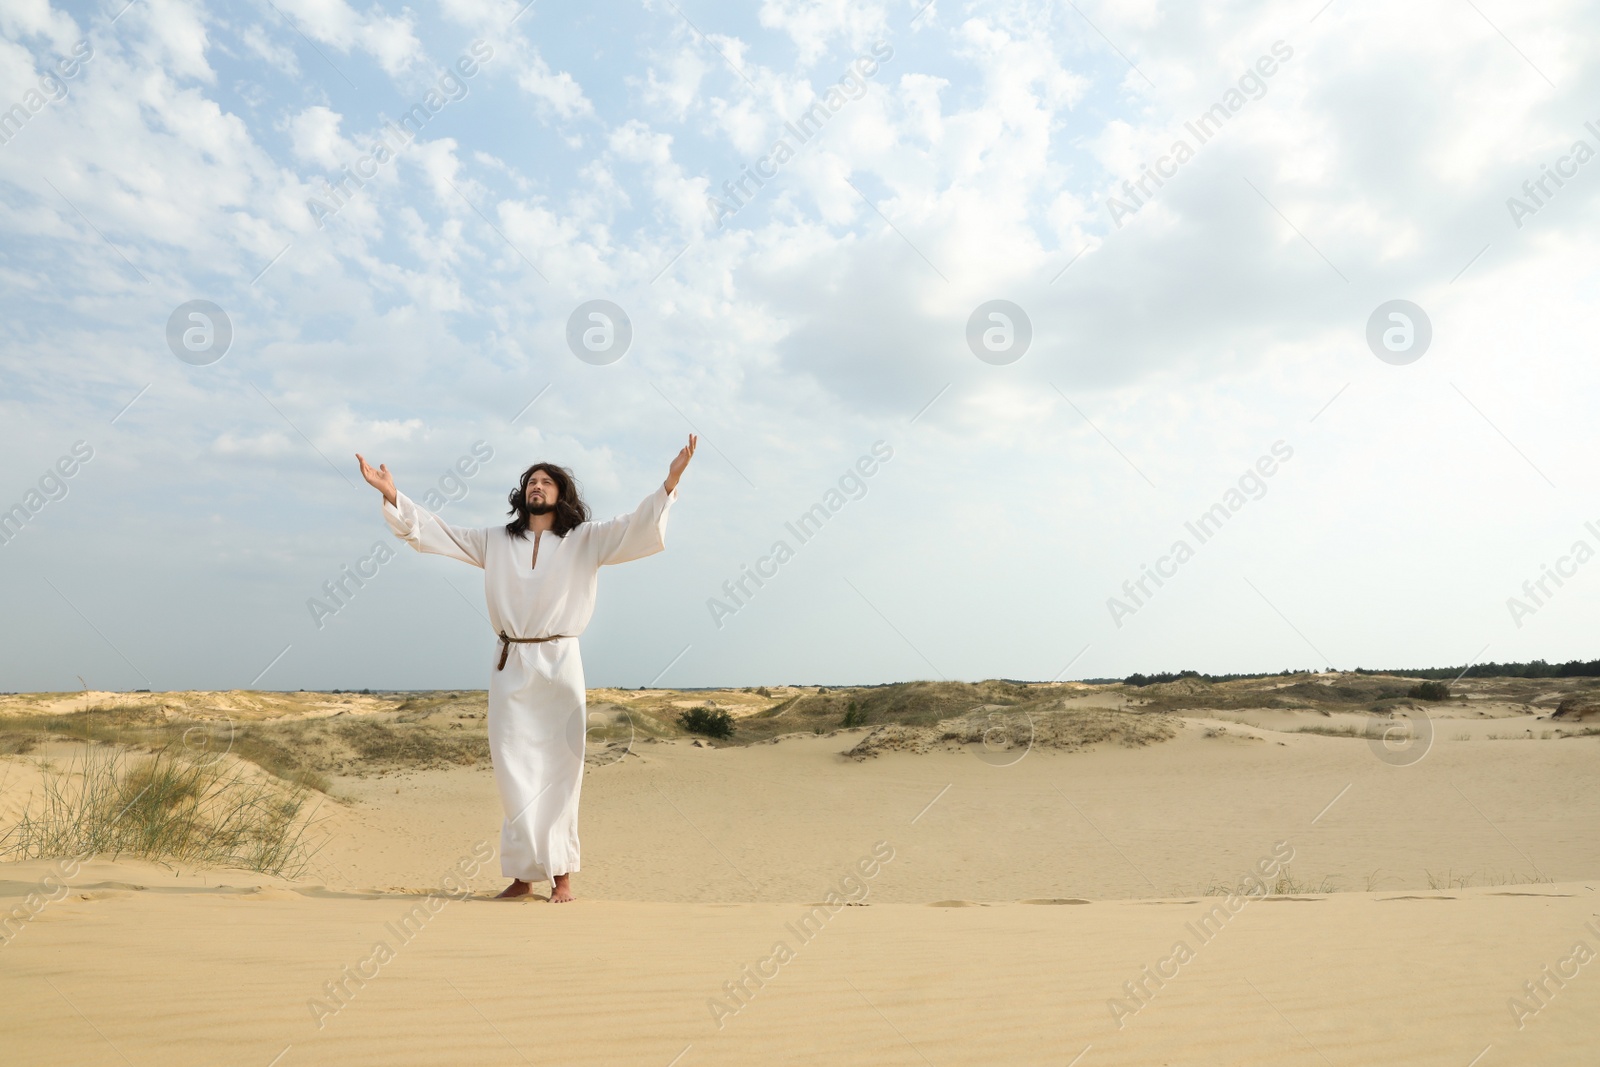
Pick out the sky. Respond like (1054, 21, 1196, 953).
(1, 0, 1597, 693)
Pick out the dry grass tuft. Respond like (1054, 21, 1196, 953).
(1290, 723, 1364, 738)
(0, 746, 321, 877)
(844, 707, 1177, 760)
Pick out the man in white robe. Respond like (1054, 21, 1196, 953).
(355, 437, 695, 902)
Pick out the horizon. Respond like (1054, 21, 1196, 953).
(10, 652, 1599, 696)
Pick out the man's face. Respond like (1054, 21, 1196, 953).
(524, 470, 559, 513)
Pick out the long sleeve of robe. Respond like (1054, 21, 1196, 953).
(382, 482, 678, 882)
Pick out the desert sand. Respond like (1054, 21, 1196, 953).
(3, 677, 1598, 1064)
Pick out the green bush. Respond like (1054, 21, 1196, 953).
(678, 706, 734, 739)
(1408, 681, 1452, 702)
(841, 701, 868, 728)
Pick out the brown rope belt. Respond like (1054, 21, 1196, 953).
(496, 632, 571, 671)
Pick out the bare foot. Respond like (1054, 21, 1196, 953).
(550, 874, 575, 903)
(494, 879, 534, 900)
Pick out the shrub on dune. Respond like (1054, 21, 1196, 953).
(678, 706, 734, 739)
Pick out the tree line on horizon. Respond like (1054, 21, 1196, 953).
(1110, 658, 1600, 688)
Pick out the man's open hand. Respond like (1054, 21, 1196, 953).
(356, 453, 397, 507)
(664, 434, 697, 493)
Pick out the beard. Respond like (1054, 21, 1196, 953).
(525, 501, 555, 516)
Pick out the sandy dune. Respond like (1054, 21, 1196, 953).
(3, 861, 1594, 1065)
(303, 725, 1600, 902)
(3, 692, 1599, 1065)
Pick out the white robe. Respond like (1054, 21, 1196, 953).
(382, 483, 677, 882)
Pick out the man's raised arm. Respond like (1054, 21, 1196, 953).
(590, 435, 696, 567)
(358, 452, 488, 568)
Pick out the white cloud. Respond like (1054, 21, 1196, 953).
(0, 0, 80, 54)
(515, 51, 594, 120)
(274, 0, 424, 76)
(287, 105, 349, 167)
(608, 120, 707, 231)
(640, 47, 709, 122)
(132, 0, 216, 84)
(758, 0, 889, 67)
(236, 21, 300, 77)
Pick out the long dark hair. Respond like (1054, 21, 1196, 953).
(506, 463, 589, 538)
